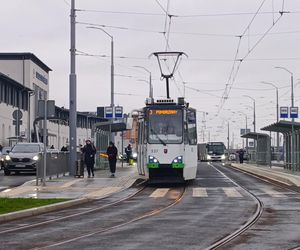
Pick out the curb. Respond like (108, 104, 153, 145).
(0, 198, 90, 223)
(230, 164, 297, 186)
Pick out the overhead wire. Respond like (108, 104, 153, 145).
(217, 0, 286, 113)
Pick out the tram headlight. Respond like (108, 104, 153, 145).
(5, 155, 11, 161)
(148, 156, 159, 163)
(207, 155, 211, 160)
(221, 154, 226, 160)
(172, 156, 183, 163)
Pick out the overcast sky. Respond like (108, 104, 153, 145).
(1, 0, 300, 147)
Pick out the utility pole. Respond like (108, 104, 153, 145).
(69, 0, 77, 176)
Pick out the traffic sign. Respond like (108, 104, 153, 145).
(290, 107, 298, 119)
(280, 107, 288, 118)
(105, 106, 113, 119)
(12, 110, 23, 120)
(115, 106, 123, 118)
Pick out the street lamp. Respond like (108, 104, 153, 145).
(27, 90, 35, 143)
(243, 95, 256, 132)
(87, 26, 115, 113)
(275, 66, 294, 120)
(261, 81, 280, 161)
(87, 26, 115, 142)
(133, 66, 153, 99)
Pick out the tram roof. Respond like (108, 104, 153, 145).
(261, 120, 300, 133)
(241, 132, 270, 139)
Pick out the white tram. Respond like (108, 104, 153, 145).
(137, 97, 198, 182)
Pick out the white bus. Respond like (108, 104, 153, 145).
(137, 98, 197, 183)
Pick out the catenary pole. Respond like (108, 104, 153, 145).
(69, 0, 77, 176)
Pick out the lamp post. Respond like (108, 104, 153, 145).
(27, 90, 35, 142)
(87, 26, 115, 141)
(275, 66, 295, 169)
(133, 66, 153, 99)
(243, 95, 256, 132)
(275, 66, 294, 120)
(261, 81, 280, 162)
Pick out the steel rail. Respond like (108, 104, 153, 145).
(205, 163, 264, 250)
(229, 164, 300, 194)
(0, 182, 147, 235)
(33, 185, 187, 250)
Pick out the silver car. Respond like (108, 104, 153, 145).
(4, 143, 44, 175)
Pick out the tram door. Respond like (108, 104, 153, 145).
(137, 120, 146, 176)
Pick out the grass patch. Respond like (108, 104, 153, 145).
(0, 198, 69, 215)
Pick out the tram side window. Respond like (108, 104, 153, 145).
(187, 110, 197, 145)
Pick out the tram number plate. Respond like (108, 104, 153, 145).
(151, 149, 158, 153)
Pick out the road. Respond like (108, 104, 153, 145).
(0, 171, 35, 191)
(0, 162, 300, 249)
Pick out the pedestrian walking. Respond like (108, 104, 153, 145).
(237, 149, 245, 164)
(125, 144, 132, 163)
(107, 141, 118, 177)
(82, 139, 96, 178)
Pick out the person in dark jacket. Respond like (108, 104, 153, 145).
(106, 141, 118, 177)
(237, 149, 245, 164)
(125, 144, 132, 163)
(82, 139, 97, 178)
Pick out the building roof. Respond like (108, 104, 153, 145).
(261, 120, 300, 134)
(0, 72, 32, 91)
(0, 53, 52, 72)
(241, 132, 270, 139)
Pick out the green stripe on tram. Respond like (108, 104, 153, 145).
(147, 163, 159, 168)
(172, 163, 185, 168)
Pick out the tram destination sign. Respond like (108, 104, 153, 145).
(149, 110, 178, 115)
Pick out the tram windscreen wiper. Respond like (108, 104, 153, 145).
(150, 128, 167, 146)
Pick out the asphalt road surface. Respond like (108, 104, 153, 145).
(0, 171, 34, 191)
(0, 162, 300, 249)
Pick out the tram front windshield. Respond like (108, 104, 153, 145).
(148, 109, 183, 144)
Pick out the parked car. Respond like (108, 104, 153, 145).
(0, 147, 12, 170)
(3, 143, 44, 175)
(229, 153, 237, 161)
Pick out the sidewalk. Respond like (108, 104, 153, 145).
(230, 162, 300, 187)
(0, 163, 140, 222)
(0, 163, 139, 199)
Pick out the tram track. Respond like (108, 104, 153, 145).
(205, 163, 264, 250)
(0, 184, 186, 250)
(33, 185, 186, 250)
(206, 162, 300, 250)
(0, 185, 146, 235)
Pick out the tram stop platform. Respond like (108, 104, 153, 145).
(230, 162, 300, 187)
(0, 163, 139, 222)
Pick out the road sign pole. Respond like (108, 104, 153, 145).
(42, 99, 47, 186)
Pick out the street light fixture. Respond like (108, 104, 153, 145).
(87, 26, 115, 142)
(87, 26, 115, 113)
(275, 66, 294, 120)
(133, 66, 153, 99)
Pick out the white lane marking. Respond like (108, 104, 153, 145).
(261, 188, 287, 198)
(149, 188, 169, 198)
(192, 188, 208, 197)
(223, 187, 243, 198)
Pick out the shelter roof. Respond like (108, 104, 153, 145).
(261, 120, 300, 133)
(241, 132, 270, 139)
